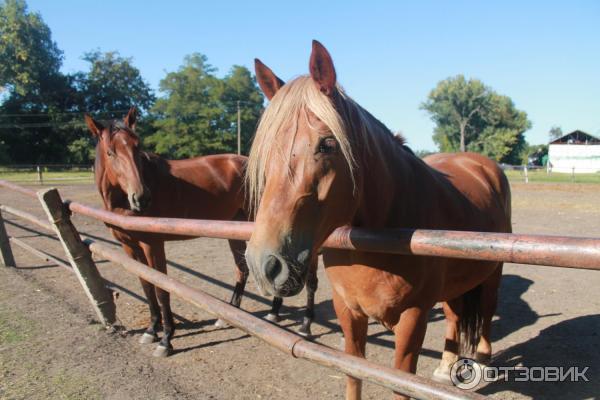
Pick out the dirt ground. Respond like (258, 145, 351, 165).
(0, 181, 598, 400)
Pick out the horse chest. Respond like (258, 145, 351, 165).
(325, 263, 418, 324)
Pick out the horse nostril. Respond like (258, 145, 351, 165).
(264, 255, 282, 282)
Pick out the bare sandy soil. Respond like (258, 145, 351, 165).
(0, 181, 598, 400)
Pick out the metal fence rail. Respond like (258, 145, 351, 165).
(0, 179, 598, 270)
(86, 239, 482, 400)
(1, 179, 599, 399)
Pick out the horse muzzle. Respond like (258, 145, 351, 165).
(246, 248, 311, 297)
(129, 190, 152, 213)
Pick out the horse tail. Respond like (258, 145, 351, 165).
(459, 284, 484, 355)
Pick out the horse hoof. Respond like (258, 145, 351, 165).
(265, 313, 281, 322)
(152, 344, 172, 358)
(214, 319, 229, 328)
(139, 332, 159, 344)
(432, 366, 453, 385)
(297, 327, 312, 339)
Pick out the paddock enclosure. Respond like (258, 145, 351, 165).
(0, 179, 599, 399)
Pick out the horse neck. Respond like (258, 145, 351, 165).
(352, 129, 440, 229)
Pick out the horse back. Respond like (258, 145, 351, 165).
(423, 152, 511, 234)
(146, 153, 248, 221)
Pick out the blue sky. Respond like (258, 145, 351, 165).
(27, 0, 599, 150)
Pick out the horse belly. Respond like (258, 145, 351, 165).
(439, 258, 499, 301)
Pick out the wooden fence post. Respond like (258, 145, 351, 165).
(37, 165, 43, 185)
(0, 209, 16, 267)
(37, 188, 116, 326)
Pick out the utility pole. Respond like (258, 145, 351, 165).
(237, 100, 241, 155)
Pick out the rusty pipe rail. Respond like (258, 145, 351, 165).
(1, 179, 599, 270)
(70, 201, 600, 270)
(85, 239, 482, 400)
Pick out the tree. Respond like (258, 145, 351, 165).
(421, 76, 490, 152)
(78, 50, 155, 114)
(220, 65, 265, 154)
(549, 126, 563, 142)
(146, 54, 263, 158)
(0, 0, 62, 96)
(0, 0, 81, 163)
(68, 50, 156, 163)
(421, 75, 531, 164)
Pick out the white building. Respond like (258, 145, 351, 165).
(548, 130, 600, 173)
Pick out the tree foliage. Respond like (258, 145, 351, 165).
(422, 75, 531, 164)
(77, 51, 155, 114)
(0, 0, 62, 96)
(145, 54, 263, 158)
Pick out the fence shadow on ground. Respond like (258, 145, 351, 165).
(478, 314, 600, 399)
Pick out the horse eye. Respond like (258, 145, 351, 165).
(318, 137, 338, 154)
(107, 149, 115, 157)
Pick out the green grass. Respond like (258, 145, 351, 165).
(504, 169, 600, 184)
(0, 170, 93, 183)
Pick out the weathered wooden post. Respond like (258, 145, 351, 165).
(523, 165, 528, 184)
(36, 165, 43, 185)
(0, 208, 16, 267)
(37, 188, 116, 326)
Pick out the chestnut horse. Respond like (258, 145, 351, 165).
(84, 108, 318, 357)
(245, 41, 511, 399)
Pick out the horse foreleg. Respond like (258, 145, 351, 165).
(298, 264, 318, 338)
(475, 263, 503, 365)
(393, 305, 430, 400)
(433, 299, 462, 384)
(121, 243, 161, 344)
(333, 288, 368, 400)
(215, 239, 250, 328)
(266, 297, 283, 322)
(141, 242, 174, 357)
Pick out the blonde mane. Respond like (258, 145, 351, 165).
(246, 75, 402, 214)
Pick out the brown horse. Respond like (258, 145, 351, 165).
(245, 41, 511, 399)
(84, 108, 318, 357)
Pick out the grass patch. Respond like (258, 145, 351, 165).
(0, 170, 93, 183)
(504, 169, 600, 184)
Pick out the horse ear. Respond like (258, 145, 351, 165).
(255, 58, 285, 100)
(309, 40, 336, 96)
(84, 114, 104, 138)
(124, 106, 138, 130)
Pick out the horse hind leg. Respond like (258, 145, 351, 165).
(475, 263, 503, 365)
(215, 239, 249, 328)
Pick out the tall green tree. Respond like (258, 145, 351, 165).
(0, 0, 81, 163)
(78, 51, 155, 114)
(421, 75, 531, 164)
(68, 50, 156, 163)
(146, 54, 263, 158)
(0, 0, 62, 96)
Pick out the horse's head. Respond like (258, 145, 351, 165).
(85, 107, 151, 213)
(246, 41, 360, 297)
